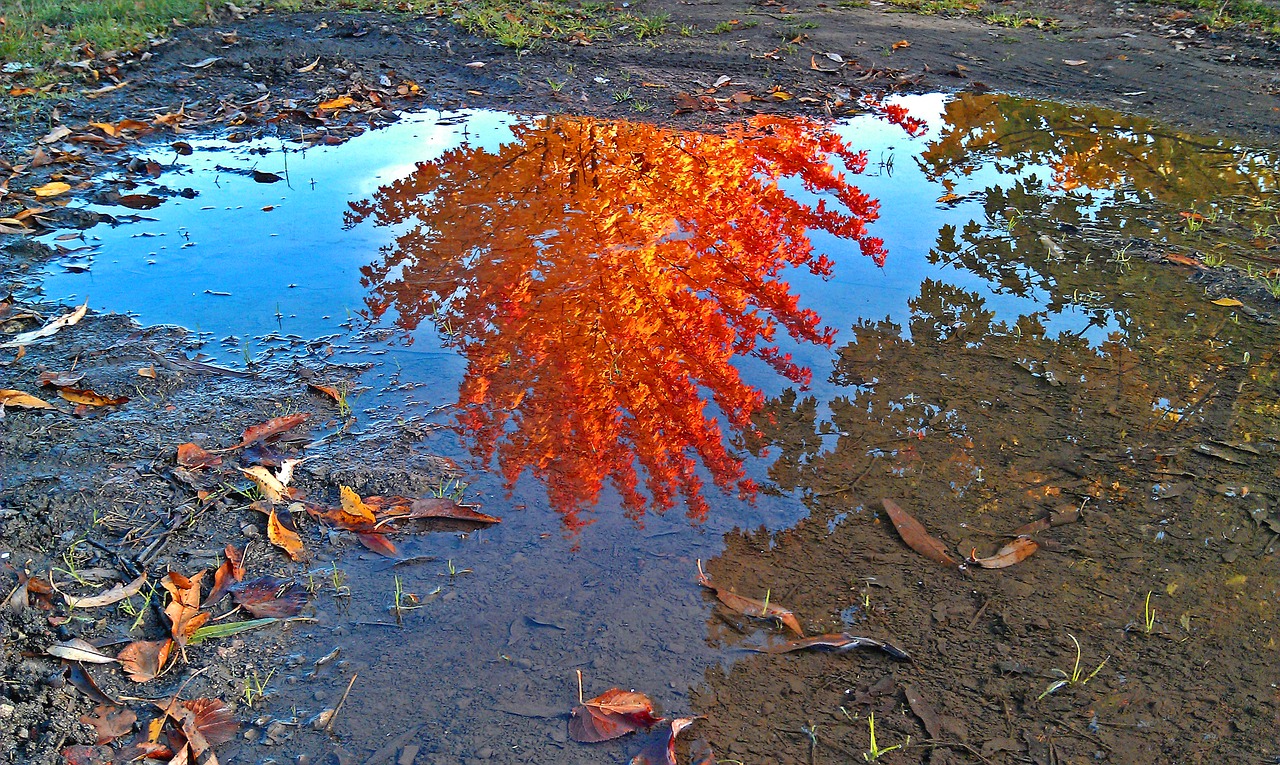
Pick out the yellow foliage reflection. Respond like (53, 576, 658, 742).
(346, 115, 887, 531)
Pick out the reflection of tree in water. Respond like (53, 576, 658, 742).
(346, 115, 888, 531)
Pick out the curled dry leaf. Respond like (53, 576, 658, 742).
(267, 507, 306, 561)
(629, 717, 698, 765)
(80, 704, 137, 744)
(0, 301, 88, 348)
(177, 442, 222, 469)
(307, 382, 343, 403)
(230, 576, 307, 618)
(402, 497, 500, 524)
(967, 536, 1039, 569)
(696, 562, 803, 636)
(755, 632, 911, 661)
(63, 573, 146, 609)
(118, 639, 174, 683)
(881, 498, 956, 566)
(202, 544, 245, 608)
(58, 388, 129, 407)
(162, 571, 209, 647)
(569, 688, 663, 743)
(0, 389, 54, 410)
(138, 365, 158, 378)
(46, 638, 117, 664)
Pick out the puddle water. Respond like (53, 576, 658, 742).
(35, 94, 1280, 763)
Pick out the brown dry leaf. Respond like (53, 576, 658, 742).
(756, 632, 910, 660)
(399, 497, 500, 524)
(569, 688, 663, 743)
(968, 537, 1039, 569)
(57, 388, 129, 407)
(183, 698, 238, 747)
(32, 181, 72, 197)
(201, 544, 245, 608)
(1007, 505, 1080, 537)
(0, 389, 54, 409)
(267, 507, 306, 561)
(177, 442, 222, 469)
(138, 365, 157, 378)
(891, 40, 911, 50)
(1164, 252, 1202, 268)
(118, 639, 174, 683)
(307, 382, 342, 403)
(228, 412, 309, 449)
(80, 704, 137, 744)
(297, 56, 321, 73)
(881, 498, 956, 566)
(38, 370, 85, 387)
(340, 485, 376, 524)
(696, 562, 803, 636)
(63, 573, 146, 609)
(318, 95, 355, 111)
(241, 466, 286, 503)
(230, 576, 306, 618)
(162, 571, 209, 647)
(629, 718, 698, 765)
(61, 745, 115, 765)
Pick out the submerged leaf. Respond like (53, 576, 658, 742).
(755, 632, 910, 660)
(696, 563, 803, 636)
(230, 413, 309, 450)
(629, 717, 698, 765)
(230, 576, 306, 617)
(881, 498, 956, 565)
(968, 537, 1038, 569)
(569, 688, 663, 743)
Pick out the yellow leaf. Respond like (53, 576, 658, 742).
(32, 182, 71, 198)
(1225, 574, 1247, 587)
(240, 466, 285, 504)
(0, 389, 54, 409)
(340, 485, 377, 524)
(318, 95, 354, 111)
(89, 121, 118, 137)
(1212, 298, 1243, 307)
(267, 508, 306, 561)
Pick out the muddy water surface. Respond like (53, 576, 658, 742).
(38, 95, 1280, 764)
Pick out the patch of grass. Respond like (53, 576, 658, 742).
(1140, 0, 1280, 34)
(455, 0, 650, 50)
(1037, 633, 1109, 701)
(884, 0, 982, 14)
(0, 0, 207, 70)
(985, 10, 1058, 28)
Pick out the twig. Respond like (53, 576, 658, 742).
(325, 673, 358, 733)
(966, 597, 991, 631)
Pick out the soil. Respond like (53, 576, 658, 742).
(2, 2, 1279, 765)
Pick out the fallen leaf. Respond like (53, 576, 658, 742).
(230, 576, 306, 617)
(1063, 59, 1087, 66)
(171, 141, 194, 155)
(0, 389, 54, 409)
(138, 365, 157, 378)
(569, 688, 663, 743)
(62, 745, 115, 765)
(177, 442, 222, 469)
(307, 382, 343, 403)
(58, 388, 129, 407)
(241, 466, 286, 503)
(1212, 297, 1244, 307)
(38, 370, 85, 387)
(40, 126, 73, 144)
(891, 40, 911, 50)
(251, 170, 282, 184)
(340, 485, 376, 524)
(400, 497, 500, 524)
(967, 537, 1039, 569)
(64, 574, 146, 609)
(182, 698, 238, 746)
(1007, 505, 1079, 537)
(64, 663, 118, 706)
(903, 684, 941, 739)
(189, 617, 280, 644)
(0, 301, 88, 347)
(267, 507, 306, 561)
(357, 531, 399, 557)
(297, 56, 321, 73)
(81, 704, 137, 744)
(881, 498, 956, 566)
(1195, 442, 1250, 464)
(318, 95, 355, 111)
(161, 571, 209, 647)
(629, 717, 698, 765)
(229, 412, 309, 450)
(202, 544, 245, 607)
(183, 56, 223, 69)
(755, 632, 911, 660)
(32, 181, 72, 198)
(118, 639, 174, 683)
(1164, 252, 1202, 268)
(696, 562, 803, 636)
(46, 638, 117, 664)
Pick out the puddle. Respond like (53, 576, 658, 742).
(33, 94, 1280, 763)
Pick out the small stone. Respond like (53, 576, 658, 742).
(242, 524, 262, 539)
(515, 658, 533, 670)
(243, 728, 261, 742)
(0, 703, 14, 720)
(308, 709, 335, 730)
(476, 746, 493, 759)
(397, 745, 420, 765)
(297, 756, 312, 765)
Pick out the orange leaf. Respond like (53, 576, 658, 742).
(340, 485, 376, 524)
(229, 413, 309, 450)
(267, 507, 306, 561)
(0, 389, 54, 409)
(177, 442, 221, 469)
(57, 388, 129, 407)
(357, 531, 398, 557)
(891, 40, 911, 50)
(201, 544, 244, 607)
(118, 639, 174, 683)
(318, 95, 355, 111)
(696, 564, 803, 636)
(881, 498, 956, 566)
(569, 688, 662, 743)
(32, 181, 71, 197)
(161, 571, 208, 646)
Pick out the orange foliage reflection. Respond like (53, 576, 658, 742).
(346, 115, 886, 531)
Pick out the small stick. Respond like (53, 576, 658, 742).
(325, 673, 359, 733)
(576, 669, 584, 705)
(966, 597, 991, 631)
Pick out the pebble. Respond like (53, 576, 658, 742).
(242, 524, 262, 539)
(243, 728, 261, 742)
(397, 745, 420, 765)
(0, 703, 14, 720)
(475, 746, 493, 759)
(549, 728, 568, 744)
